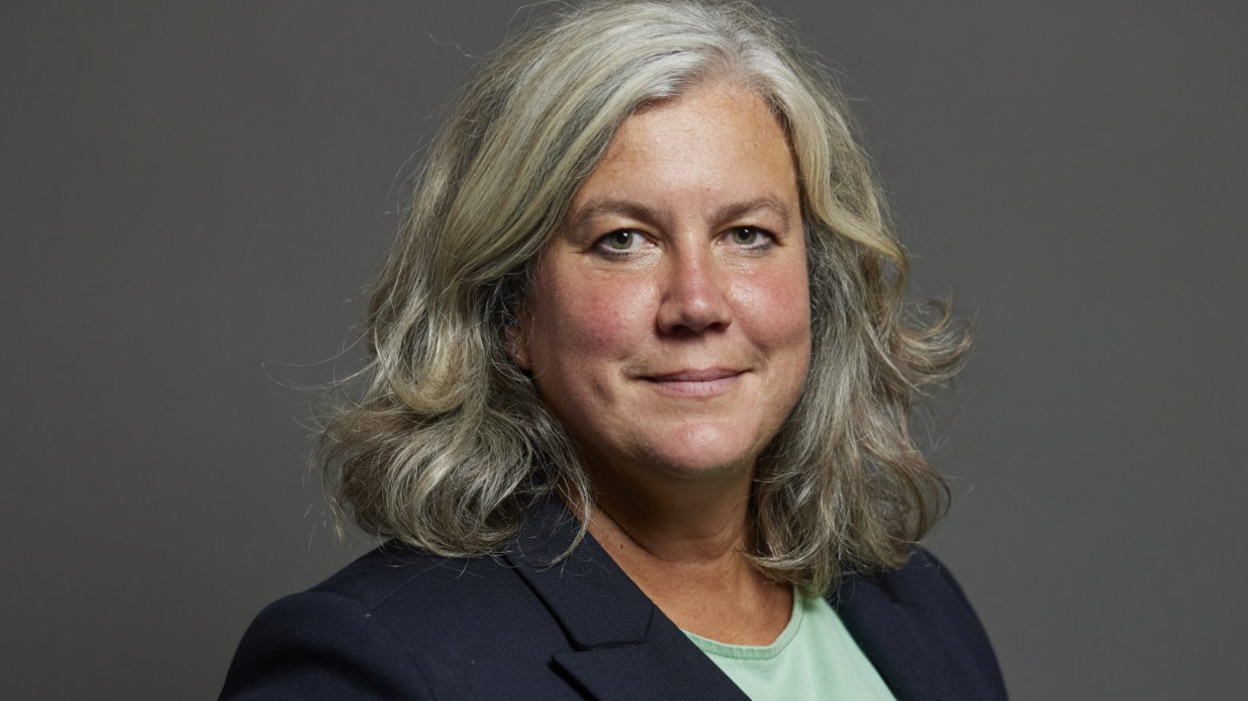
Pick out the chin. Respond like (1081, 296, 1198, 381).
(641, 423, 764, 479)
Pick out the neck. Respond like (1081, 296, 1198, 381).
(580, 456, 763, 594)
(587, 455, 754, 564)
(577, 457, 792, 644)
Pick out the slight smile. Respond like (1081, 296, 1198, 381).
(641, 369, 746, 398)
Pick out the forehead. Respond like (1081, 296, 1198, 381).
(572, 82, 799, 210)
(610, 82, 791, 162)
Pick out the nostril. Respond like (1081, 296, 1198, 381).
(656, 278, 732, 335)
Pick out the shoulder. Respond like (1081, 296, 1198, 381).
(833, 546, 1009, 700)
(305, 542, 563, 644)
(219, 543, 577, 701)
(218, 553, 438, 701)
(882, 546, 982, 608)
(837, 546, 986, 616)
(307, 541, 520, 610)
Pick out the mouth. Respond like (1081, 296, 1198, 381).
(641, 368, 746, 398)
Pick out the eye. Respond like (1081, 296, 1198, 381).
(726, 226, 773, 248)
(596, 230, 645, 253)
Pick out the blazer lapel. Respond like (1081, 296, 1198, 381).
(834, 551, 1007, 701)
(834, 571, 954, 701)
(502, 495, 750, 701)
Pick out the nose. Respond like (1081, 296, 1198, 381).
(655, 245, 732, 335)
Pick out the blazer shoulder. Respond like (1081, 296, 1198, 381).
(221, 543, 557, 699)
(305, 541, 487, 609)
(219, 588, 435, 700)
(889, 546, 978, 604)
(221, 541, 587, 700)
(834, 545, 973, 606)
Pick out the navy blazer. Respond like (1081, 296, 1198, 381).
(220, 496, 1007, 700)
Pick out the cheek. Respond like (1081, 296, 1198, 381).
(530, 272, 654, 367)
(734, 266, 812, 351)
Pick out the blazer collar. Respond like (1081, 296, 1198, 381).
(501, 494, 981, 701)
(501, 494, 750, 701)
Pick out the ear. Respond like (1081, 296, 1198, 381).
(505, 320, 531, 372)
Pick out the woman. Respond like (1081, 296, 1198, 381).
(221, 1, 1005, 699)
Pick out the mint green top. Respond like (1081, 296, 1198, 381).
(683, 590, 897, 701)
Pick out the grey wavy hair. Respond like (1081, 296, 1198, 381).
(320, 0, 970, 596)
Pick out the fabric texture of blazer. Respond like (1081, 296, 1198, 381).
(220, 495, 1008, 700)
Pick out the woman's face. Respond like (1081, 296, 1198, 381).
(513, 82, 811, 482)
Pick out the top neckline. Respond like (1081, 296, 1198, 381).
(681, 587, 805, 661)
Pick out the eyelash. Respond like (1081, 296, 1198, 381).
(592, 227, 776, 258)
(596, 230, 646, 256)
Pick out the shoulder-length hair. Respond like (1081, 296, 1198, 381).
(320, 0, 970, 596)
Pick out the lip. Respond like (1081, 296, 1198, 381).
(641, 368, 745, 398)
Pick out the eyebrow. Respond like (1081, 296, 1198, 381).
(564, 196, 794, 235)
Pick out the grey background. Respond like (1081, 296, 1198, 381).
(3, 1, 1244, 699)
